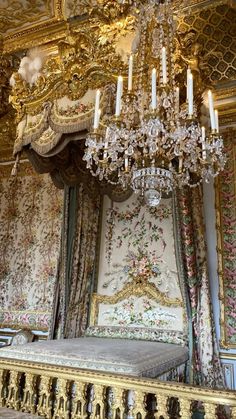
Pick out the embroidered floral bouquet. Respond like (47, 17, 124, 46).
(123, 248, 161, 282)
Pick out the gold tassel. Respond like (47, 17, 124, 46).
(11, 153, 20, 176)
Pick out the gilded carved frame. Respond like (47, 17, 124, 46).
(89, 279, 183, 327)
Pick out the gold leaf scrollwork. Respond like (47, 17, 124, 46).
(10, 24, 126, 118)
(156, 394, 168, 418)
(179, 398, 192, 419)
(204, 402, 216, 419)
(5, 370, 21, 410)
(37, 375, 53, 418)
(21, 372, 38, 413)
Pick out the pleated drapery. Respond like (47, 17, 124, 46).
(177, 186, 225, 388)
(50, 183, 101, 339)
(64, 184, 101, 338)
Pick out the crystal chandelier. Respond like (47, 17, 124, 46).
(83, 0, 226, 207)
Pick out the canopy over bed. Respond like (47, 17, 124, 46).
(4, 0, 227, 390)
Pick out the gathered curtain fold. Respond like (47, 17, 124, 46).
(50, 183, 101, 339)
(177, 186, 225, 388)
(64, 184, 101, 338)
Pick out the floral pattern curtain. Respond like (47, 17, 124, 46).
(0, 165, 63, 332)
(177, 186, 225, 388)
(50, 182, 101, 339)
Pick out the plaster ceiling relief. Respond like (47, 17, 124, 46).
(0, 0, 53, 35)
(64, 0, 234, 19)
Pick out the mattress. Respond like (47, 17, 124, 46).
(0, 337, 188, 378)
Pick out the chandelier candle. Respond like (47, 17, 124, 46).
(208, 90, 216, 131)
(128, 54, 133, 91)
(151, 69, 157, 110)
(215, 109, 219, 133)
(188, 73, 193, 116)
(175, 86, 179, 114)
(103, 141, 108, 160)
(125, 153, 129, 171)
(94, 89, 101, 129)
(161, 47, 167, 84)
(201, 126, 207, 160)
(115, 76, 123, 117)
(187, 68, 191, 101)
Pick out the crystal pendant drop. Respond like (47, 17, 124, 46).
(144, 189, 161, 207)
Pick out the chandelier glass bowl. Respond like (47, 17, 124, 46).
(83, 0, 226, 206)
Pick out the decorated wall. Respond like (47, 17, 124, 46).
(0, 164, 63, 333)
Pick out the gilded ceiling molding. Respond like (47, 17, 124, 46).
(3, 21, 67, 55)
(215, 82, 236, 126)
(0, 0, 52, 35)
(2, 0, 65, 54)
(55, 0, 66, 20)
(2, 0, 132, 54)
(3, 0, 233, 54)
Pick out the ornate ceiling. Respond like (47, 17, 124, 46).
(0, 1, 53, 36)
(1, 0, 235, 53)
(178, 3, 236, 83)
(0, 0, 235, 163)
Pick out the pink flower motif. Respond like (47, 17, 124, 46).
(4, 312, 13, 322)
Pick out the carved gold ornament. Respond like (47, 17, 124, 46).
(0, 357, 236, 418)
(89, 279, 183, 327)
(9, 24, 126, 121)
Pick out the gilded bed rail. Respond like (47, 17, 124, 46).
(0, 358, 235, 419)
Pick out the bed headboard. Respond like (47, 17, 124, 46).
(86, 279, 187, 345)
(86, 194, 188, 346)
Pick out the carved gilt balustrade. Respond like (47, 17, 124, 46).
(0, 359, 235, 419)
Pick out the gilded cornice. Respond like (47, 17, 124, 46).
(0, 0, 52, 35)
(2, 0, 65, 54)
(2, 0, 235, 55)
(215, 82, 236, 125)
(3, 21, 67, 55)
